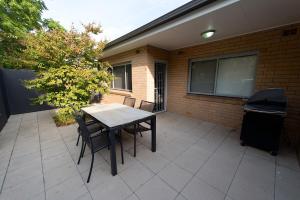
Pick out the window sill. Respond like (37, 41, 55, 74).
(110, 89, 132, 97)
(185, 93, 247, 105)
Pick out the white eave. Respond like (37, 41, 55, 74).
(102, 0, 300, 58)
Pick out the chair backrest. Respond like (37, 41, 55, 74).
(139, 100, 155, 113)
(90, 93, 102, 104)
(123, 97, 136, 107)
(75, 115, 90, 142)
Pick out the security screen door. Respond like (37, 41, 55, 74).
(154, 62, 166, 112)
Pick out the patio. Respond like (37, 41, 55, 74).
(0, 110, 299, 200)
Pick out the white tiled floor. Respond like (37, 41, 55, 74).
(0, 110, 299, 200)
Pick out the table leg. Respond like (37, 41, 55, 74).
(151, 116, 156, 152)
(109, 129, 117, 176)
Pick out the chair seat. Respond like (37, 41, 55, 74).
(86, 122, 104, 133)
(124, 124, 150, 134)
(87, 131, 123, 153)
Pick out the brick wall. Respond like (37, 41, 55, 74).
(102, 46, 152, 107)
(147, 46, 170, 102)
(102, 23, 300, 146)
(167, 23, 300, 146)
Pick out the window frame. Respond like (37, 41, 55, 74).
(187, 52, 258, 98)
(111, 62, 132, 91)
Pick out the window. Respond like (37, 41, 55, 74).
(188, 54, 257, 98)
(111, 63, 132, 91)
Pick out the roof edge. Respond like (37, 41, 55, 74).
(104, 0, 218, 50)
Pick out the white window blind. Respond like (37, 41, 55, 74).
(215, 56, 256, 97)
(188, 54, 257, 98)
(190, 60, 216, 94)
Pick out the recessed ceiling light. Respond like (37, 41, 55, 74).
(201, 30, 216, 39)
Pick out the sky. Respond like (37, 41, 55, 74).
(42, 0, 191, 41)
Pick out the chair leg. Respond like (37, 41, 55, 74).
(119, 133, 124, 164)
(76, 134, 80, 146)
(76, 128, 81, 146)
(87, 152, 94, 183)
(107, 132, 110, 150)
(134, 133, 136, 157)
(82, 142, 86, 158)
(139, 131, 143, 137)
(77, 139, 84, 164)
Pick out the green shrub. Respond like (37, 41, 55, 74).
(22, 24, 111, 125)
(25, 65, 111, 125)
(53, 110, 75, 126)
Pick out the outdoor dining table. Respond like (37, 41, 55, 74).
(81, 103, 156, 176)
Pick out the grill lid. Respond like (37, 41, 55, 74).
(244, 88, 287, 115)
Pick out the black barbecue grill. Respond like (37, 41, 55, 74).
(240, 88, 287, 155)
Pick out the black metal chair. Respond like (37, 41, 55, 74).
(75, 115, 124, 183)
(123, 100, 155, 157)
(75, 93, 102, 146)
(76, 114, 103, 146)
(123, 96, 136, 107)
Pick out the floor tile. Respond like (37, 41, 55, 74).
(245, 146, 276, 162)
(175, 194, 188, 200)
(158, 163, 193, 192)
(89, 175, 132, 200)
(182, 177, 225, 200)
(225, 196, 234, 200)
(41, 144, 68, 159)
(174, 145, 210, 174)
(44, 161, 79, 189)
(42, 151, 74, 172)
(194, 125, 229, 153)
(135, 147, 170, 173)
(136, 176, 177, 200)
(126, 193, 139, 200)
(157, 141, 187, 161)
(1, 175, 44, 200)
(46, 175, 88, 200)
(105, 150, 140, 173)
(8, 151, 41, 172)
(0, 111, 299, 200)
(275, 165, 300, 200)
(76, 152, 106, 173)
(277, 148, 300, 171)
(0, 169, 6, 188)
(196, 149, 243, 193)
(81, 162, 112, 190)
(74, 192, 93, 200)
(228, 155, 275, 200)
(120, 161, 154, 190)
(4, 161, 42, 190)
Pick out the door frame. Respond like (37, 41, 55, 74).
(154, 60, 168, 112)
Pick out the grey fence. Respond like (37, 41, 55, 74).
(0, 69, 9, 131)
(0, 68, 52, 130)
